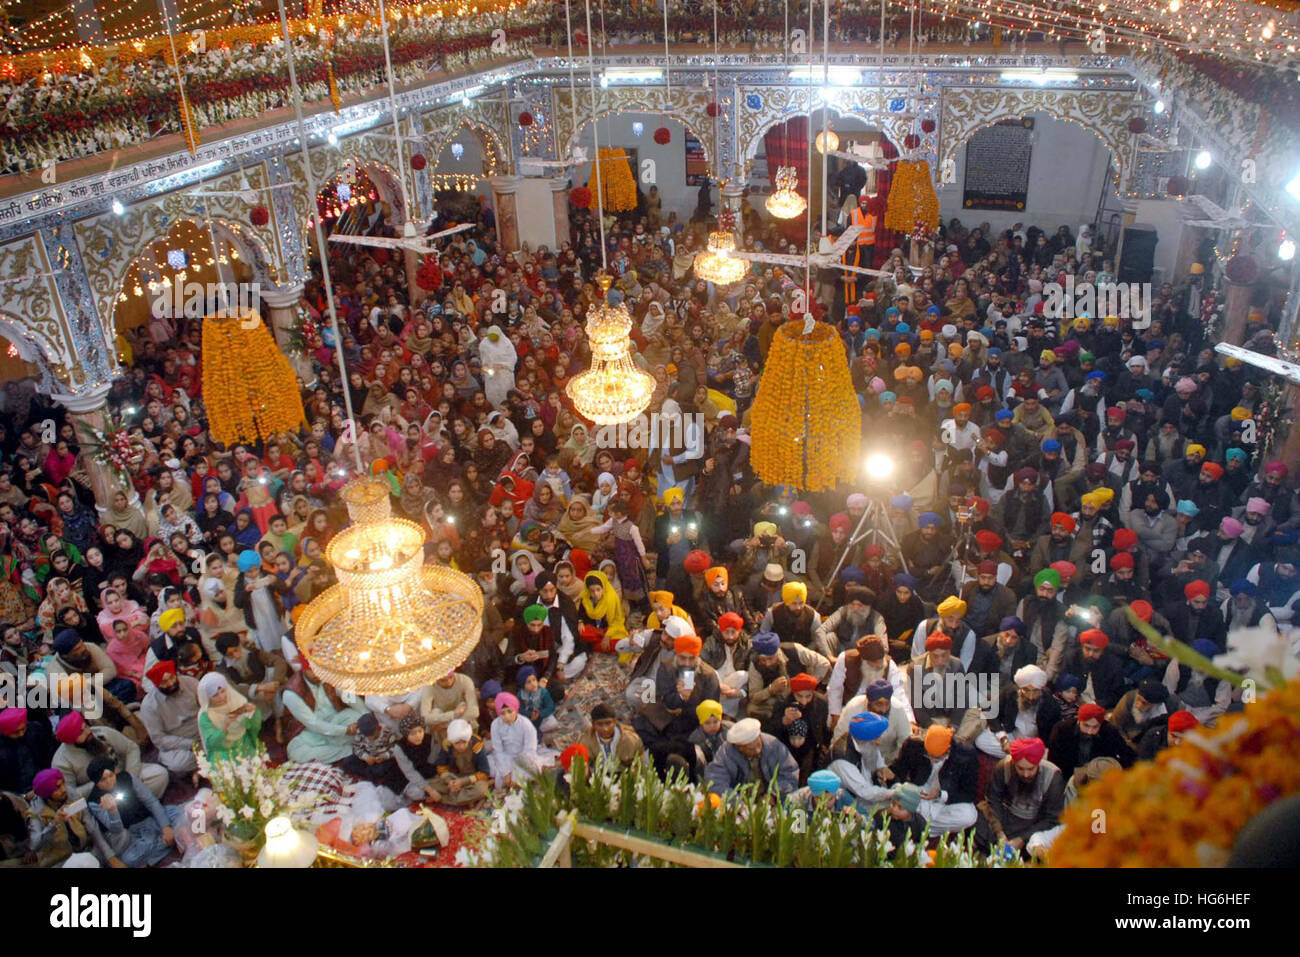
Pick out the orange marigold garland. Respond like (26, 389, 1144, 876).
(1049, 677, 1300, 868)
(202, 312, 306, 446)
(586, 147, 637, 213)
(749, 320, 861, 492)
(884, 159, 939, 234)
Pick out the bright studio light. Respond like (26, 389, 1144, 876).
(1195, 150, 1213, 170)
(865, 453, 895, 481)
(1280, 239, 1296, 262)
(1153, 100, 1166, 114)
(1287, 172, 1300, 202)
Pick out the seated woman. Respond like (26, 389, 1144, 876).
(106, 618, 150, 695)
(197, 673, 263, 761)
(577, 569, 628, 654)
(86, 756, 181, 868)
(27, 768, 120, 868)
(282, 655, 368, 764)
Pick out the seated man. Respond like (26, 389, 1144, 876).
(578, 702, 643, 770)
(427, 718, 491, 806)
(888, 724, 979, 834)
(47, 629, 136, 705)
(1048, 702, 1136, 777)
(52, 711, 168, 800)
(1109, 680, 1177, 747)
(975, 737, 1066, 858)
(704, 717, 799, 798)
(829, 679, 912, 766)
(342, 713, 408, 793)
(137, 661, 201, 782)
(828, 711, 897, 813)
(213, 632, 285, 733)
(420, 668, 480, 740)
(0, 706, 57, 794)
(688, 699, 731, 771)
(699, 612, 751, 718)
(86, 756, 182, 868)
(746, 631, 831, 724)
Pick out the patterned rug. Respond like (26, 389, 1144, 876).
(550, 652, 635, 750)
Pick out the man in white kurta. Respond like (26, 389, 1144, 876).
(828, 711, 896, 813)
(487, 692, 540, 788)
(478, 325, 517, 408)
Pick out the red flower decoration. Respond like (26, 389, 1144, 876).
(518, 112, 534, 127)
(920, 118, 936, 134)
(410, 153, 427, 171)
(1166, 175, 1191, 197)
(706, 101, 720, 117)
(249, 205, 269, 227)
(653, 127, 671, 145)
(569, 186, 592, 209)
(903, 133, 921, 150)
(880, 139, 899, 160)
(416, 259, 444, 292)
(1128, 117, 1148, 134)
(1224, 254, 1259, 285)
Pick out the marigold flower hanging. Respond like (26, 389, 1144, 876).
(884, 159, 940, 234)
(586, 147, 637, 213)
(202, 312, 306, 446)
(749, 320, 861, 492)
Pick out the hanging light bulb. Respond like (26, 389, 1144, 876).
(566, 275, 656, 425)
(766, 166, 807, 219)
(815, 130, 839, 154)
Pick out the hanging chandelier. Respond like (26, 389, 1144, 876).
(766, 166, 807, 219)
(814, 130, 839, 154)
(566, 275, 656, 425)
(694, 207, 747, 286)
(295, 479, 483, 695)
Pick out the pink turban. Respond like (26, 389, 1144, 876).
(846, 493, 868, 510)
(829, 513, 852, 534)
(495, 692, 520, 713)
(1265, 461, 1288, 478)
(55, 711, 86, 744)
(1009, 737, 1046, 765)
(1220, 517, 1243, 539)
(1246, 497, 1271, 515)
(0, 707, 26, 735)
(33, 768, 64, 800)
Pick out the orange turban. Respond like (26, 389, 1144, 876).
(924, 725, 954, 757)
(673, 634, 703, 656)
(789, 673, 819, 693)
(952, 403, 972, 416)
(704, 566, 729, 589)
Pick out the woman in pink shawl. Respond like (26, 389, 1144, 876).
(96, 586, 151, 642)
(43, 440, 78, 485)
(105, 617, 150, 694)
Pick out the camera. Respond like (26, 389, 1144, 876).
(681, 668, 695, 691)
(671, 525, 681, 535)
(778, 506, 788, 516)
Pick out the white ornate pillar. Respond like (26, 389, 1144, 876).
(55, 382, 137, 513)
(721, 181, 746, 243)
(490, 174, 523, 253)
(551, 176, 572, 250)
(260, 283, 312, 382)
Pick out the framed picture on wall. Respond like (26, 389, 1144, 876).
(684, 132, 707, 186)
(962, 117, 1034, 211)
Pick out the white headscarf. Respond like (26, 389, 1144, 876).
(197, 672, 252, 746)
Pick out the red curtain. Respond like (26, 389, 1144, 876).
(871, 136, 900, 267)
(764, 117, 810, 242)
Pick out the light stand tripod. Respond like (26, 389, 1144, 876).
(818, 491, 908, 613)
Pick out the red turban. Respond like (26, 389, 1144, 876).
(683, 549, 712, 574)
(1080, 629, 1110, 649)
(570, 549, 592, 579)
(1184, 580, 1211, 600)
(829, 513, 852, 534)
(1130, 600, 1153, 622)
(1077, 703, 1106, 723)
(1050, 512, 1077, 533)
(1200, 462, 1224, 480)
(673, 634, 703, 656)
(1106, 407, 1126, 420)
(975, 385, 996, 400)
(983, 428, 1005, 446)
(146, 660, 177, 685)
(1112, 529, 1138, 550)
(1110, 552, 1134, 570)
(717, 612, 745, 633)
(789, 673, 819, 693)
(1009, 737, 1046, 764)
(977, 560, 998, 576)
(1168, 711, 1199, 733)
(925, 632, 953, 651)
(559, 743, 590, 771)
(975, 530, 1003, 551)
(863, 544, 885, 559)
(1050, 561, 1077, 581)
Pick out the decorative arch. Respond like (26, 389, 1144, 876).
(0, 311, 62, 389)
(552, 87, 715, 168)
(427, 118, 508, 177)
(288, 143, 415, 227)
(0, 234, 79, 391)
(421, 99, 512, 174)
(735, 87, 916, 172)
(938, 88, 1141, 194)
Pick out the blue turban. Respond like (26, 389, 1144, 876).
(987, 347, 1002, 358)
(895, 322, 911, 334)
(893, 573, 919, 590)
(879, 391, 897, 405)
(237, 550, 261, 572)
(516, 665, 537, 685)
(849, 712, 889, 742)
(808, 770, 841, 796)
(1147, 339, 1164, 351)
(52, 629, 81, 655)
(865, 679, 894, 703)
(927, 305, 941, 316)
(1177, 500, 1200, 517)
(918, 512, 942, 529)
(864, 327, 881, 339)
(1136, 388, 1155, 401)
(1056, 674, 1082, 693)
(839, 566, 868, 585)
(1086, 370, 1106, 381)
(1225, 448, 1248, 464)
(1191, 639, 1220, 658)
(752, 631, 781, 656)
(480, 680, 503, 700)
(935, 379, 954, 394)
(998, 616, 1025, 634)
(885, 306, 900, 317)
(1230, 579, 1257, 597)
(890, 494, 913, 511)
(994, 409, 1013, 422)
(1042, 439, 1062, 453)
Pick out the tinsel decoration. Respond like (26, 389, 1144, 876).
(250, 205, 269, 227)
(749, 321, 861, 492)
(518, 111, 534, 127)
(586, 148, 637, 212)
(654, 127, 671, 145)
(1200, 289, 1223, 339)
(884, 159, 940, 233)
(202, 313, 306, 446)
(1252, 375, 1290, 464)
(1128, 117, 1148, 134)
(329, 63, 341, 113)
(410, 153, 427, 171)
(569, 185, 592, 209)
(75, 413, 145, 485)
(286, 305, 318, 358)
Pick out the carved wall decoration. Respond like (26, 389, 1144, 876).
(938, 87, 1141, 194)
(285, 143, 411, 227)
(552, 87, 715, 167)
(0, 235, 72, 392)
(421, 99, 512, 174)
(734, 85, 916, 170)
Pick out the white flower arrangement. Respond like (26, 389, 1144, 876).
(206, 745, 318, 843)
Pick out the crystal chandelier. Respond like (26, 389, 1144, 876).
(694, 208, 748, 286)
(295, 479, 483, 695)
(814, 130, 839, 154)
(566, 275, 656, 425)
(766, 166, 807, 219)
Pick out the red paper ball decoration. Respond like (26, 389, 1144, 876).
(920, 118, 936, 134)
(1165, 175, 1191, 197)
(706, 101, 720, 117)
(518, 111, 534, 127)
(1128, 117, 1148, 135)
(249, 205, 269, 227)
(569, 186, 592, 209)
(415, 260, 444, 292)
(653, 127, 671, 145)
(903, 133, 921, 150)
(410, 153, 427, 170)
(1224, 254, 1259, 285)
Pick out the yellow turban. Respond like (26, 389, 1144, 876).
(696, 699, 723, 724)
(1224, 357, 1242, 369)
(1185, 444, 1206, 458)
(158, 608, 186, 632)
(1231, 407, 1251, 421)
(753, 521, 779, 538)
(1081, 491, 1104, 509)
(936, 596, 968, 618)
(1103, 315, 1121, 328)
(663, 486, 685, 507)
(1040, 350, 1056, 363)
(704, 566, 728, 589)
(1093, 487, 1115, 505)
(782, 581, 808, 604)
(649, 590, 675, 608)
(1072, 317, 1091, 332)
(947, 343, 963, 358)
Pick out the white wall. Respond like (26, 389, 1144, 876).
(939, 112, 1117, 238)
(515, 177, 558, 251)
(1131, 198, 1188, 287)
(572, 114, 695, 221)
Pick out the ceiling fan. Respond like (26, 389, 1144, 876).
(329, 220, 474, 256)
(1180, 194, 1273, 231)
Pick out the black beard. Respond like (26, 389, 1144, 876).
(158, 683, 181, 696)
(75, 734, 107, 755)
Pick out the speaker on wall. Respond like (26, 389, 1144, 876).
(1118, 226, 1158, 285)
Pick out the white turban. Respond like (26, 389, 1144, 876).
(726, 717, 762, 745)
(1014, 665, 1048, 689)
(662, 616, 694, 639)
(446, 719, 473, 743)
